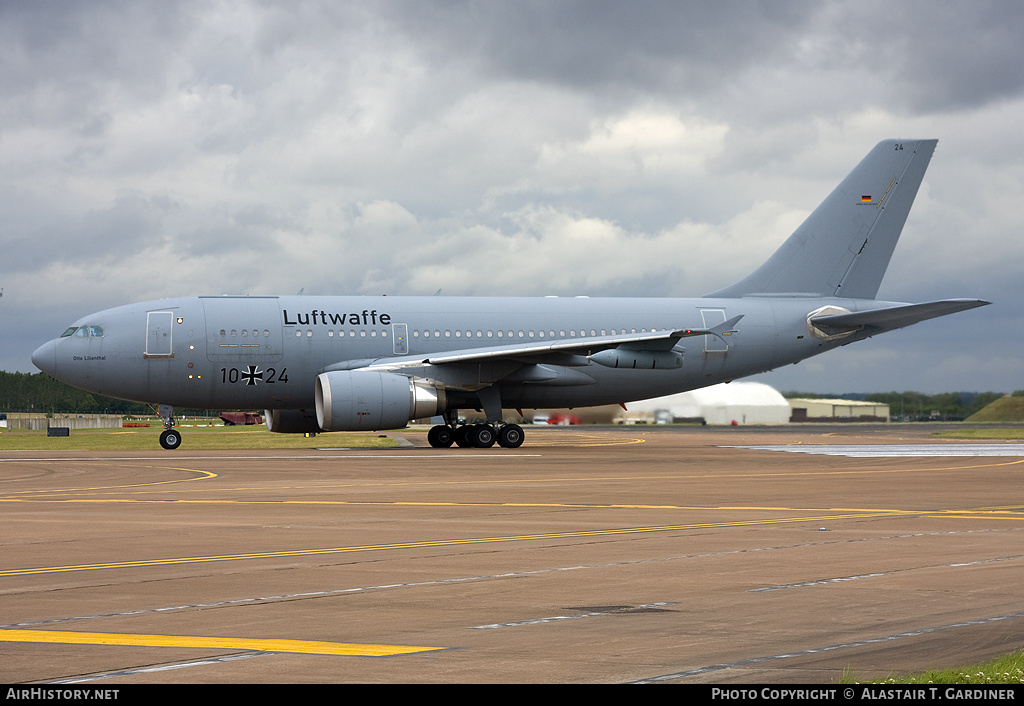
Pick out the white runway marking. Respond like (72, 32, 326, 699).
(51, 653, 265, 683)
(728, 444, 1024, 458)
(750, 572, 888, 592)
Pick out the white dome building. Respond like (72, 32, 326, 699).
(619, 381, 791, 425)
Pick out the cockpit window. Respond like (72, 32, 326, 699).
(61, 325, 104, 338)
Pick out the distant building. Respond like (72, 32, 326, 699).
(787, 398, 890, 422)
(616, 382, 791, 425)
(219, 411, 264, 425)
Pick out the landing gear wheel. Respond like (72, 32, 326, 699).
(454, 425, 474, 448)
(471, 424, 497, 448)
(427, 425, 455, 448)
(498, 423, 524, 448)
(159, 429, 182, 450)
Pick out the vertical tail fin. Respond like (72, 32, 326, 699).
(707, 139, 937, 299)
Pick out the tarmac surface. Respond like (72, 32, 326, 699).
(2, 424, 1024, 684)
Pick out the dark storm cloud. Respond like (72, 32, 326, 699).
(382, 1, 1024, 113)
(876, 2, 1024, 112)
(0, 3, 190, 117)
(388, 1, 813, 94)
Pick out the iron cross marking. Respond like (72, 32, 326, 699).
(240, 365, 263, 386)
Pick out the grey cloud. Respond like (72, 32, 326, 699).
(884, 3, 1024, 112)
(0, 3, 190, 120)
(0, 191, 175, 275)
(1, 1, 1019, 394)
(387, 1, 813, 91)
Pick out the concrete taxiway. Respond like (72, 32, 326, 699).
(2, 424, 1024, 683)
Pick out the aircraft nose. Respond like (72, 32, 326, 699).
(31, 339, 57, 377)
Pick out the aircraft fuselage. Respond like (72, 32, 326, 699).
(32, 293, 882, 412)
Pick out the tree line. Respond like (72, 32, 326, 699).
(0, 371, 207, 416)
(783, 390, 1014, 421)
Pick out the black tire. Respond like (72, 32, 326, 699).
(427, 425, 455, 448)
(472, 424, 497, 448)
(159, 429, 182, 450)
(454, 425, 474, 448)
(498, 423, 524, 448)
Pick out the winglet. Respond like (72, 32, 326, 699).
(674, 314, 744, 346)
(708, 314, 743, 343)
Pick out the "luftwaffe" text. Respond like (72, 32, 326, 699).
(283, 309, 392, 327)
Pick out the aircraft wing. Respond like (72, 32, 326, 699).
(424, 315, 742, 365)
(322, 315, 743, 387)
(809, 299, 989, 336)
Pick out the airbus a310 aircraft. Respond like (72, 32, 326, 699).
(32, 139, 988, 450)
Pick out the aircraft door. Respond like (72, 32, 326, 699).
(393, 323, 409, 355)
(145, 311, 174, 358)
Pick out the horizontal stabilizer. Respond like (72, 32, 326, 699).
(809, 299, 990, 336)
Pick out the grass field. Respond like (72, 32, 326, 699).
(933, 427, 1024, 441)
(843, 649, 1024, 684)
(0, 421, 401, 451)
(967, 396, 1024, 423)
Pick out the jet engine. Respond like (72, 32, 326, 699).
(315, 370, 446, 431)
(264, 408, 322, 434)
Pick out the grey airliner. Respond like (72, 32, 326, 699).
(32, 139, 988, 449)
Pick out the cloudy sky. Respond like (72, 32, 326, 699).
(2, 1, 1021, 394)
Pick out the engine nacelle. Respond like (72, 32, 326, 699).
(589, 348, 683, 370)
(315, 371, 446, 431)
(264, 408, 322, 434)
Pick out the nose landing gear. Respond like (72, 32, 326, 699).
(159, 428, 182, 450)
(157, 404, 182, 450)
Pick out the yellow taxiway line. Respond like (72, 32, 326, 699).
(0, 629, 443, 656)
(0, 512, 910, 577)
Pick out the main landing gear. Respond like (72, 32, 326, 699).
(427, 391, 524, 449)
(157, 404, 182, 450)
(427, 421, 525, 449)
